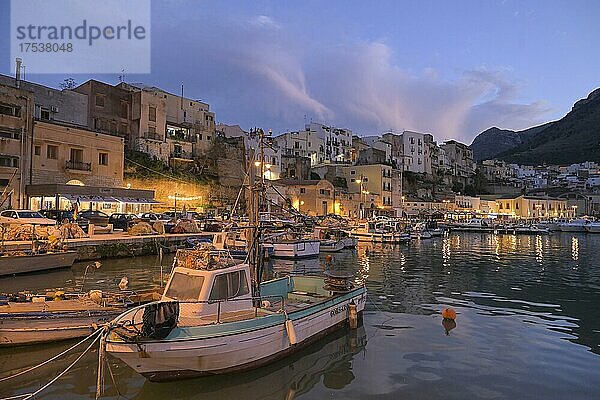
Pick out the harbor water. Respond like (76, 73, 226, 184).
(2, 231, 600, 399)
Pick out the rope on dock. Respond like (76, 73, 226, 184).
(0, 331, 102, 400)
(0, 329, 102, 383)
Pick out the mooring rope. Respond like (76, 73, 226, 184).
(0, 329, 103, 383)
(0, 331, 102, 400)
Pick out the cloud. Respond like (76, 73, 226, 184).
(149, 12, 550, 143)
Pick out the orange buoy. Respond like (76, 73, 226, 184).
(442, 308, 457, 320)
(325, 255, 333, 262)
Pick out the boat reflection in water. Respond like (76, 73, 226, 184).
(130, 324, 367, 400)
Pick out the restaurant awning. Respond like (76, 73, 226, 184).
(26, 184, 157, 205)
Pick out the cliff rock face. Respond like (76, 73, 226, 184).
(470, 88, 600, 164)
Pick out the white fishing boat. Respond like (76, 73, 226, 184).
(450, 218, 495, 232)
(559, 219, 589, 232)
(104, 246, 366, 381)
(585, 222, 600, 233)
(0, 250, 77, 276)
(264, 232, 320, 259)
(349, 221, 410, 243)
(313, 227, 352, 253)
(514, 224, 550, 235)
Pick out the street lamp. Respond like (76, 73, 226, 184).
(355, 176, 365, 219)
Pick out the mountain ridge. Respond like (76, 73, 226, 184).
(470, 88, 600, 165)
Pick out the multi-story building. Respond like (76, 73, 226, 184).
(341, 164, 394, 216)
(480, 159, 516, 182)
(0, 81, 33, 209)
(267, 179, 335, 216)
(440, 140, 475, 188)
(75, 80, 216, 164)
(30, 120, 124, 188)
(274, 123, 352, 166)
(495, 195, 572, 219)
(381, 130, 434, 174)
(0, 73, 155, 213)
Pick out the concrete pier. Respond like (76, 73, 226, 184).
(1, 232, 214, 261)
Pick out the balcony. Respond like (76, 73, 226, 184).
(144, 131, 163, 142)
(66, 160, 91, 171)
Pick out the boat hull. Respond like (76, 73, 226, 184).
(0, 310, 119, 346)
(0, 251, 77, 276)
(106, 288, 366, 381)
(271, 240, 320, 259)
(350, 231, 410, 243)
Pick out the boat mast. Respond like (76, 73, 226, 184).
(246, 127, 268, 296)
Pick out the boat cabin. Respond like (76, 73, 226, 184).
(161, 249, 253, 317)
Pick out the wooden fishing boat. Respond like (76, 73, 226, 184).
(0, 250, 77, 276)
(105, 246, 366, 381)
(0, 290, 160, 346)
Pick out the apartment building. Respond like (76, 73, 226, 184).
(274, 123, 352, 166)
(381, 130, 433, 174)
(341, 164, 395, 214)
(267, 179, 335, 216)
(440, 140, 476, 188)
(0, 83, 33, 209)
(495, 195, 572, 219)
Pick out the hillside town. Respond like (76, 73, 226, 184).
(2, 69, 597, 221)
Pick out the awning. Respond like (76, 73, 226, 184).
(112, 197, 161, 204)
(60, 194, 119, 203)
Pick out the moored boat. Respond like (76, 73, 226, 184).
(0, 290, 159, 346)
(559, 219, 589, 232)
(0, 250, 77, 277)
(104, 246, 366, 381)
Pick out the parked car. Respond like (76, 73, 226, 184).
(0, 210, 57, 225)
(139, 212, 167, 223)
(39, 209, 90, 232)
(109, 213, 140, 231)
(78, 210, 110, 227)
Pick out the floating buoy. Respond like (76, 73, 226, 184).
(285, 319, 298, 345)
(442, 308, 457, 320)
(348, 302, 358, 329)
(325, 255, 333, 263)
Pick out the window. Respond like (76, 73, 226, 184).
(47, 145, 58, 159)
(199, 134, 203, 140)
(294, 141, 300, 149)
(350, 170, 356, 175)
(70, 148, 83, 163)
(120, 123, 128, 135)
(173, 144, 183, 158)
(300, 188, 306, 194)
(148, 106, 156, 122)
(165, 272, 204, 301)
(99, 152, 109, 166)
(95, 94, 104, 107)
(0, 103, 21, 118)
(0, 156, 18, 167)
(34, 145, 41, 156)
(148, 126, 156, 134)
(209, 270, 249, 301)
(40, 108, 50, 120)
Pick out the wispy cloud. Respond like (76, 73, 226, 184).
(150, 13, 550, 142)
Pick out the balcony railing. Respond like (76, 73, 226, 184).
(66, 160, 91, 171)
(144, 131, 163, 142)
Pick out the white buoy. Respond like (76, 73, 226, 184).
(285, 319, 298, 345)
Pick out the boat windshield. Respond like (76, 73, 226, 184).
(164, 272, 205, 301)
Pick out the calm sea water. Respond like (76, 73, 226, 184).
(2, 232, 600, 399)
